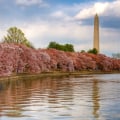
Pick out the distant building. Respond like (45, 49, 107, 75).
(93, 14, 100, 53)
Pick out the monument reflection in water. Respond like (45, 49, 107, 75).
(0, 74, 120, 120)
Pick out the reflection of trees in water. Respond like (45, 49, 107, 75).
(0, 76, 74, 116)
(48, 79, 74, 104)
(92, 79, 100, 119)
(0, 80, 32, 117)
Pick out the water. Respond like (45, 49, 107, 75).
(0, 74, 120, 120)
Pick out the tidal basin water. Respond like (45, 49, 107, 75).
(0, 74, 120, 120)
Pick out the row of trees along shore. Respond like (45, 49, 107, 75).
(2, 26, 98, 54)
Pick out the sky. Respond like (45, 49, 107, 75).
(0, 0, 120, 56)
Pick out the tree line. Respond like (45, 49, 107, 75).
(1, 26, 98, 54)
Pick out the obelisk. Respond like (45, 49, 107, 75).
(94, 14, 99, 53)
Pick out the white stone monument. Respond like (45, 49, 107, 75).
(94, 14, 99, 53)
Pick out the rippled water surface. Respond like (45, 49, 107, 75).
(0, 74, 120, 120)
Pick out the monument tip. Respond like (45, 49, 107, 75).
(95, 13, 98, 17)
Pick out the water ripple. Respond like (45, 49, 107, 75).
(0, 74, 120, 120)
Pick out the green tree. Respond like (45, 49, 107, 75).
(47, 41, 57, 49)
(3, 27, 34, 48)
(87, 48, 98, 54)
(47, 41, 74, 52)
(81, 50, 86, 53)
(64, 44, 74, 52)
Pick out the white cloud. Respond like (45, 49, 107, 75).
(100, 28, 120, 54)
(51, 11, 65, 18)
(75, 0, 120, 20)
(50, 11, 73, 22)
(108, 0, 120, 17)
(16, 0, 45, 6)
(75, 2, 109, 19)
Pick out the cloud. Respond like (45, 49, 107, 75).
(15, 0, 48, 7)
(51, 11, 66, 18)
(107, 0, 120, 17)
(100, 28, 120, 55)
(74, 0, 120, 30)
(50, 11, 73, 22)
(75, 2, 109, 20)
(75, 0, 120, 20)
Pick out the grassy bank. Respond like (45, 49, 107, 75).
(0, 70, 120, 81)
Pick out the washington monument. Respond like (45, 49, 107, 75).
(94, 14, 99, 53)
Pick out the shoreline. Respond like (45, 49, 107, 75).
(0, 71, 120, 81)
